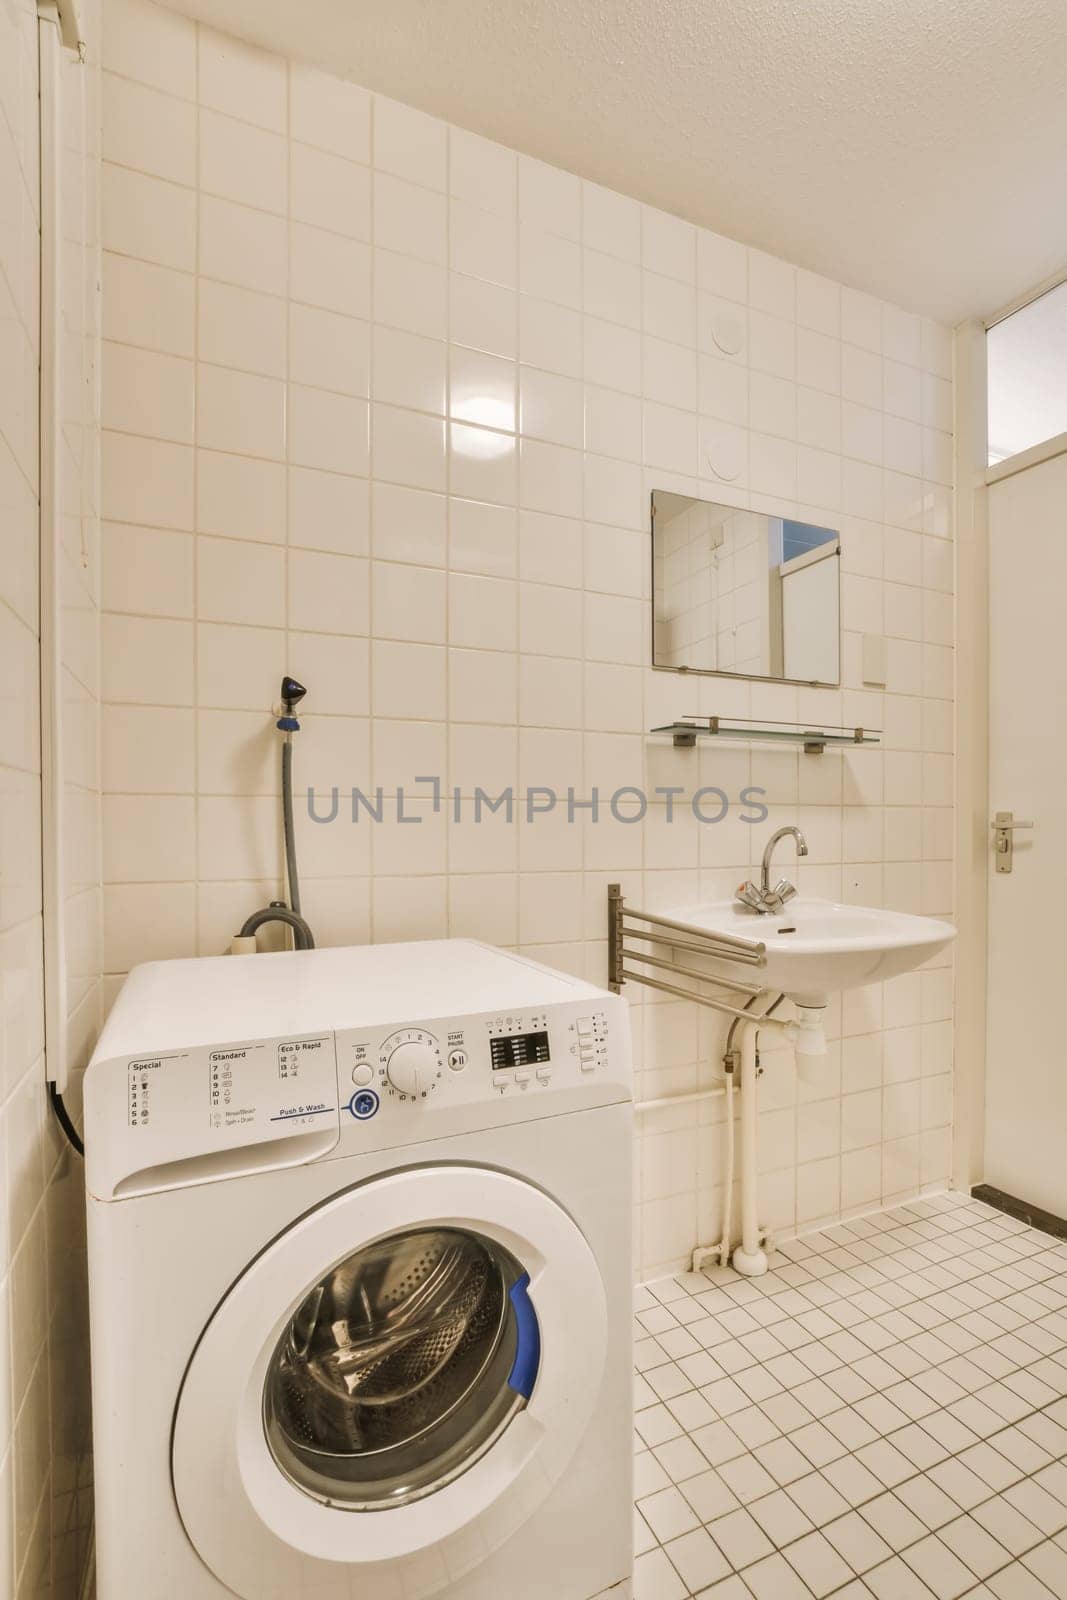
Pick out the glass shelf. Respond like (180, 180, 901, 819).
(650, 716, 881, 754)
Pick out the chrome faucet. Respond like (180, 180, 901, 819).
(735, 826, 809, 915)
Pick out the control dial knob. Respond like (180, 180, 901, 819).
(383, 1031, 442, 1099)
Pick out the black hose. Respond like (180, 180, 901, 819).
(49, 1082, 84, 1157)
(282, 736, 301, 915)
(239, 906, 315, 949)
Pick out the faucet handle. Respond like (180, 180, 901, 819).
(773, 880, 797, 906)
(734, 881, 765, 913)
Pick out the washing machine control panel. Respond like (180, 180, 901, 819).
(334, 998, 620, 1142)
(87, 991, 630, 1197)
(85, 1032, 342, 1200)
(380, 1028, 444, 1098)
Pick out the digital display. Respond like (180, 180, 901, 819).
(491, 1031, 550, 1070)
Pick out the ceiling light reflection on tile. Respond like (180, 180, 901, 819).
(451, 411, 515, 452)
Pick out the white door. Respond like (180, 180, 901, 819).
(172, 1164, 607, 1600)
(985, 446, 1067, 1214)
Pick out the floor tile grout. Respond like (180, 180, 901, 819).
(629, 1191, 1067, 1600)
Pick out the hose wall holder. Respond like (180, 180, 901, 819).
(277, 675, 307, 733)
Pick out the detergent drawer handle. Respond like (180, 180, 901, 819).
(506, 1274, 541, 1400)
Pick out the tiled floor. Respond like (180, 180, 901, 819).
(630, 1191, 1067, 1600)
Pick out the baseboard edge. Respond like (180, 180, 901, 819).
(972, 1183, 1067, 1240)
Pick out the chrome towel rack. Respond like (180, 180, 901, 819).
(607, 883, 770, 1021)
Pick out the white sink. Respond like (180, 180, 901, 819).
(661, 896, 956, 1005)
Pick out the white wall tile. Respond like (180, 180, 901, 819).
(450, 347, 515, 432)
(197, 365, 285, 460)
(199, 109, 287, 214)
(102, 163, 197, 271)
(584, 249, 641, 328)
(198, 27, 288, 131)
(103, 614, 193, 705)
(374, 248, 448, 339)
(104, 882, 197, 969)
(451, 273, 516, 359)
(292, 467, 370, 556)
(288, 385, 370, 476)
(520, 367, 583, 447)
(583, 180, 641, 262)
(374, 96, 447, 190)
(198, 535, 286, 626)
(290, 142, 371, 239)
(449, 496, 515, 577)
(842, 288, 884, 352)
(451, 128, 517, 216)
(450, 572, 516, 651)
(642, 206, 695, 282)
(103, 705, 195, 793)
(796, 269, 840, 336)
(199, 193, 288, 295)
(376, 326, 447, 416)
(449, 646, 517, 723)
(291, 223, 370, 317)
(197, 621, 285, 708)
(290, 304, 370, 397)
(372, 482, 445, 566)
(102, 252, 195, 356)
(104, 0, 197, 97)
(290, 64, 371, 162)
(102, 340, 194, 442)
(521, 226, 581, 309)
(520, 155, 580, 240)
(451, 197, 517, 288)
(198, 450, 287, 544)
(372, 562, 445, 642)
(520, 297, 583, 378)
(198, 279, 287, 379)
(697, 229, 747, 302)
(749, 249, 795, 319)
(288, 631, 369, 715)
(101, 430, 193, 528)
(104, 795, 196, 882)
(371, 640, 447, 720)
(373, 404, 446, 492)
(375, 172, 448, 265)
(102, 72, 196, 186)
(519, 437, 583, 515)
(289, 550, 369, 636)
(102, 523, 193, 615)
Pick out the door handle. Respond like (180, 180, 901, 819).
(992, 811, 1034, 873)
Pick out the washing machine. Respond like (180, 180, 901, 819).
(84, 939, 633, 1600)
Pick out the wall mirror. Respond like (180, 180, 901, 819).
(651, 491, 841, 686)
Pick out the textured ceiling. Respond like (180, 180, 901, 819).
(164, 0, 1067, 323)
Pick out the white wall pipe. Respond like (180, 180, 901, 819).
(718, 1067, 735, 1269)
(38, 2, 68, 1094)
(731, 1021, 767, 1276)
(634, 1085, 727, 1115)
(635, 999, 822, 1279)
(690, 1055, 737, 1276)
(729, 1006, 802, 1279)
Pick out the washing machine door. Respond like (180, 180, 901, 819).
(172, 1164, 608, 1599)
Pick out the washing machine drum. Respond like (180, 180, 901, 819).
(264, 1227, 524, 1509)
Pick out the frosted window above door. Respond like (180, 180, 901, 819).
(987, 280, 1067, 465)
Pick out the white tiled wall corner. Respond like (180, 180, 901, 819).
(0, 0, 100, 1594)
(97, 0, 955, 1283)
